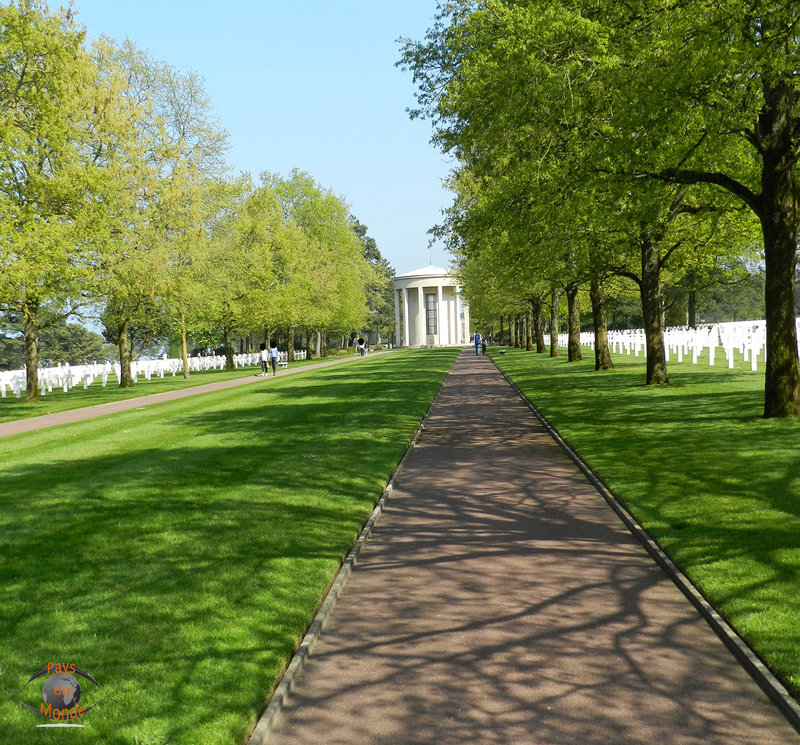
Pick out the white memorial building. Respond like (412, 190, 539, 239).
(393, 265, 469, 347)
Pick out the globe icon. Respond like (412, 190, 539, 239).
(42, 673, 81, 711)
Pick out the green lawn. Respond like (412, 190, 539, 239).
(492, 345, 800, 696)
(0, 348, 459, 744)
(0, 356, 329, 424)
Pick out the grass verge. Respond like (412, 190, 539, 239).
(492, 346, 800, 697)
(0, 358, 329, 425)
(0, 348, 459, 744)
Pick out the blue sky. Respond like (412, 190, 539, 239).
(72, 0, 453, 276)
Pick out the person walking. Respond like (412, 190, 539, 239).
(474, 332, 481, 356)
(267, 339, 280, 376)
(259, 342, 269, 376)
(481, 336, 487, 355)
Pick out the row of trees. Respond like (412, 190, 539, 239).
(0, 1, 391, 399)
(400, 0, 800, 417)
(479, 261, 770, 351)
(0, 320, 115, 370)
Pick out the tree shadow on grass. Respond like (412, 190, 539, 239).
(0, 445, 372, 733)
(0, 349, 459, 744)
(494, 348, 800, 697)
(267, 352, 798, 745)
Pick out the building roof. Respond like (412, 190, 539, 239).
(393, 264, 452, 281)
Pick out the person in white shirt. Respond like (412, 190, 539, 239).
(259, 343, 268, 376)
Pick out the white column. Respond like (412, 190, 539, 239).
(437, 284, 444, 346)
(454, 290, 460, 344)
(442, 288, 451, 345)
(417, 286, 425, 346)
(450, 289, 458, 346)
(402, 287, 410, 347)
(394, 288, 401, 347)
(462, 289, 470, 343)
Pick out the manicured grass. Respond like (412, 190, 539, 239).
(0, 348, 459, 744)
(0, 358, 328, 424)
(492, 345, 800, 696)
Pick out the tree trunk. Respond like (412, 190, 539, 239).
(762, 218, 800, 416)
(532, 297, 546, 352)
(566, 284, 582, 362)
(550, 287, 560, 357)
(510, 316, 516, 347)
(180, 312, 190, 379)
(525, 310, 532, 351)
(23, 299, 40, 402)
(288, 326, 295, 362)
(687, 289, 697, 328)
(760, 79, 800, 417)
(316, 330, 322, 357)
(640, 233, 669, 385)
(499, 315, 504, 345)
(590, 278, 613, 371)
(223, 325, 234, 372)
(118, 317, 135, 387)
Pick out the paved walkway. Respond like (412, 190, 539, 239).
(260, 349, 799, 745)
(0, 353, 380, 438)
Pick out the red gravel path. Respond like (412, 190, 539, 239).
(260, 349, 799, 745)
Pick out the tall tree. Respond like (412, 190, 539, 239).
(351, 216, 393, 343)
(92, 39, 170, 387)
(268, 170, 372, 341)
(612, 1, 800, 416)
(0, 0, 108, 400)
(195, 177, 278, 370)
(126, 43, 229, 379)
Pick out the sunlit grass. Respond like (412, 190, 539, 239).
(493, 345, 800, 695)
(0, 357, 326, 424)
(0, 349, 459, 744)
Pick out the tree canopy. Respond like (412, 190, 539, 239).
(0, 0, 382, 390)
(400, 0, 794, 416)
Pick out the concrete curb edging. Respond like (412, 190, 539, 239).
(244, 361, 453, 745)
(492, 358, 800, 736)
